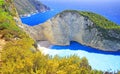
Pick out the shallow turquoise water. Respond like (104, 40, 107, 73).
(50, 42, 120, 71)
(42, 49, 120, 72)
(21, 0, 120, 71)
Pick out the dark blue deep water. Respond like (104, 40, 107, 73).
(52, 41, 120, 55)
(21, 10, 59, 26)
(21, 0, 120, 26)
(21, 0, 120, 55)
(21, 0, 120, 71)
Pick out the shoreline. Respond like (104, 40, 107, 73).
(37, 41, 52, 55)
(20, 9, 52, 18)
(37, 43, 120, 72)
(37, 41, 52, 48)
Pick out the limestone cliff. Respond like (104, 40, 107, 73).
(23, 10, 120, 51)
(13, 0, 50, 16)
(28, 0, 50, 12)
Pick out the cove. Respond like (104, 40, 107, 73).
(21, 0, 120, 26)
(41, 46, 120, 72)
(21, 10, 60, 26)
(38, 41, 120, 72)
(21, 0, 120, 72)
(51, 41, 120, 56)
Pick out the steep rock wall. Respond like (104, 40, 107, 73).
(13, 0, 50, 16)
(23, 11, 120, 51)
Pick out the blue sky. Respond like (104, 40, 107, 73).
(40, 0, 120, 2)
(39, 0, 120, 25)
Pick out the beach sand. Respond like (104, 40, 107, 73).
(37, 41, 52, 48)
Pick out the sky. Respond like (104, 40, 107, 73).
(37, 0, 120, 25)
(40, 0, 120, 6)
(40, 0, 120, 2)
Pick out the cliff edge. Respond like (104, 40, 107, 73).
(13, 0, 50, 16)
(23, 10, 120, 51)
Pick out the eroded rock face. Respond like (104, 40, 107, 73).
(14, 0, 50, 16)
(23, 11, 120, 51)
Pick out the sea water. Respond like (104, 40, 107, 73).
(21, 0, 120, 26)
(21, 0, 120, 71)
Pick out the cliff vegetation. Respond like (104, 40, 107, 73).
(0, 0, 103, 73)
(0, 0, 120, 74)
(79, 11, 120, 41)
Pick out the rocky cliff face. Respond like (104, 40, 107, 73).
(28, 0, 50, 12)
(23, 10, 120, 51)
(13, 0, 50, 16)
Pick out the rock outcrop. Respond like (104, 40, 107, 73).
(23, 10, 120, 51)
(13, 0, 50, 16)
(28, 0, 50, 12)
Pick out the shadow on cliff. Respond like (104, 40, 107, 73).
(51, 41, 120, 56)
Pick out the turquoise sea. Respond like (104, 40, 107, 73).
(21, 0, 120, 72)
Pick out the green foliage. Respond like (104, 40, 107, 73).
(79, 11, 120, 29)
(0, 0, 4, 6)
(61, 10, 120, 41)
(0, 2, 19, 31)
(61, 10, 120, 29)
(0, 1, 119, 74)
(0, 0, 21, 42)
(79, 11, 120, 40)
(0, 5, 102, 73)
(2, 37, 35, 74)
(2, 47, 104, 74)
